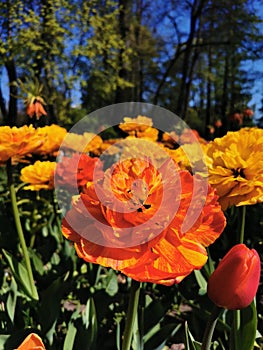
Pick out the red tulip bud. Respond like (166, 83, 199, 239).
(207, 244, 261, 310)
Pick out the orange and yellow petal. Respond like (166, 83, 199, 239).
(62, 156, 225, 285)
(205, 128, 263, 210)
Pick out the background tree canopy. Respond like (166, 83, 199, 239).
(0, 0, 262, 133)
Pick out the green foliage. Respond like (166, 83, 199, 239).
(230, 302, 258, 350)
(2, 250, 39, 301)
(0, 149, 262, 350)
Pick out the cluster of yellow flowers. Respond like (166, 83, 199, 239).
(0, 117, 262, 213)
(1, 116, 262, 291)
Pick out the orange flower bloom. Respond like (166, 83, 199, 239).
(168, 143, 207, 174)
(136, 127, 159, 141)
(161, 131, 179, 148)
(27, 100, 47, 120)
(119, 115, 153, 133)
(35, 124, 67, 156)
(214, 119, 222, 128)
(119, 138, 169, 168)
(17, 333, 46, 350)
(179, 129, 207, 145)
(205, 128, 263, 210)
(229, 112, 243, 126)
(55, 153, 104, 191)
(62, 158, 225, 285)
(97, 138, 120, 155)
(20, 161, 56, 191)
(0, 125, 45, 165)
(23, 79, 47, 120)
(61, 132, 103, 154)
(119, 115, 158, 141)
(244, 108, 254, 118)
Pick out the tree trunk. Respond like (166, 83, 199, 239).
(0, 86, 8, 124)
(5, 59, 18, 126)
(134, 0, 143, 102)
(220, 53, 230, 134)
(176, 0, 206, 118)
(115, 0, 131, 103)
(182, 42, 200, 119)
(153, 47, 182, 105)
(205, 47, 212, 131)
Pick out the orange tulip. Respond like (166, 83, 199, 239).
(207, 244, 261, 310)
(17, 333, 46, 350)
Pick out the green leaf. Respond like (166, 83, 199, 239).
(2, 249, 38, 300)
(143, 298, 171, 334)
(0, 335, 9, 348)
(144, 323, 181, 350)
(28, 248, 45, 276)
(6, 278, 17, 323)
(80, 297, 98, 349)
(105, 270, 118, 296)
(194, 270, 207, 295)
(63, 320, 77, 350)
(64, 300, 98, 350)
(203, 249, 215, 276)
(116, 316, 122, 350)
(132, 313, 142, 350)
(185, 322, 197, 350)
(230, 301, 257, 350)
(63, 309, 79, 350)
(38, 273, 69, 336)
(82, 298, 96, 329)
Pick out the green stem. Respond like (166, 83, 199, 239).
(231, 309, 240, 350)
(122, 279, 141, 350)
(239, 206, 246, 244)
(30, 233, 36, 249)
(201, 306, 222, 350)
(6, 160, 38, 300)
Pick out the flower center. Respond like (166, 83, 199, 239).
(232, 168, 246, 179)
(137, 204, 152, 212)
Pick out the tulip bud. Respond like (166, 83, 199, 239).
(207, 244, 261, 310)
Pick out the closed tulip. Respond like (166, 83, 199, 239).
(207, 244, 261, 310)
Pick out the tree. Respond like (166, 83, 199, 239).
(80, 0, 159, 112)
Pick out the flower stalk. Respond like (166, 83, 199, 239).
(231, 309, 241, 350)
(6, 159, 38, 300)
(122, 279, 141, 350)
(201, 306, 222, 350)
(239, 205, 246, 244)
